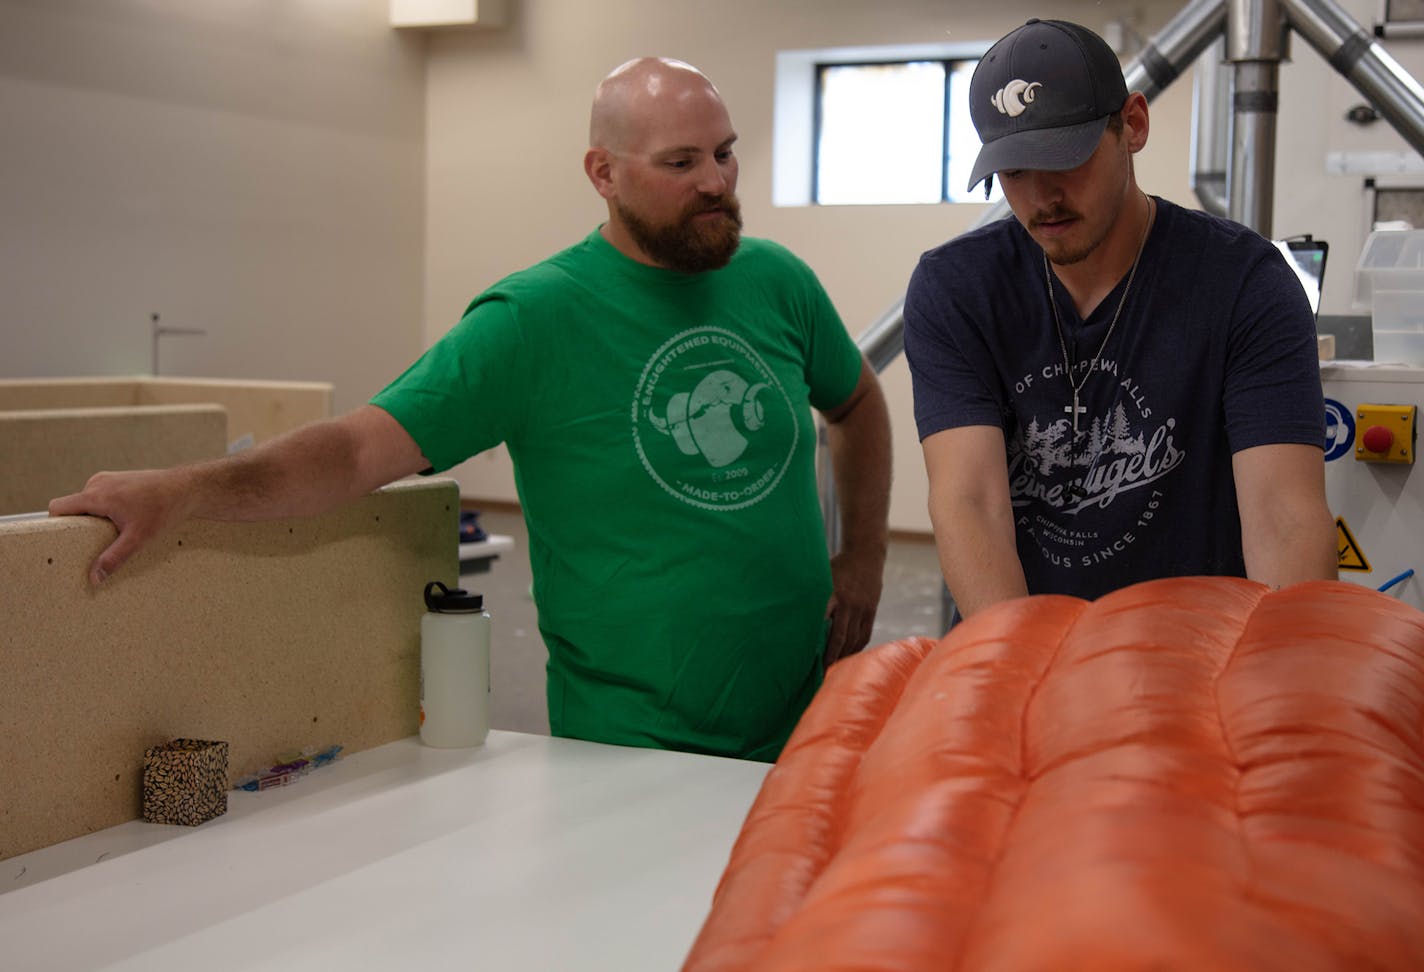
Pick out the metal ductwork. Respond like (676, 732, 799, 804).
(1191, 38, 1231, 216)
(1225, 0, 1289, 232)
(1282, 0, 1424, 157)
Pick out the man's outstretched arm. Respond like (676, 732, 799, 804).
(1233, 442, 1337, 588)
(49, 405, 429, 586)
(922, 424, 1028, 619)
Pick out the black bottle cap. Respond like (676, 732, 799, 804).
(424, 580, 484, 613)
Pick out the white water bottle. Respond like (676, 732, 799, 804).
(419, 581, 491, 748)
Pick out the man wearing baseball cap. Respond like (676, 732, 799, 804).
(903, 18, 1335, 618)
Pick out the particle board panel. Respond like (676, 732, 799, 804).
(0, 477, 460, 860)
(0, 404, 228, 516)
(0, 377, 334, 448)
(0, 377, 139, 411)
(137, 377, 333, 446)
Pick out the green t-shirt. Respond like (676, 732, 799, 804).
(373, 230, 862, 760)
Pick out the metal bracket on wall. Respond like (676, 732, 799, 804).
(150, 312, 206, 377)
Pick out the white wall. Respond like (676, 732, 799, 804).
(0, 0, 427, 415)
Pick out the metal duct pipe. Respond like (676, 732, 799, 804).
(831, 297, 917, 550)
(1123, 0, 1230, 97)
(1227, 63, 1282, 231)
(1225, 0, 1288, 233)
(1191, 37, 1231, 216)
(858, 299, 908, 375)
(1282, 0, 1424, 157)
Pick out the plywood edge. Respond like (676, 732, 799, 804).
(0, 403, 226, 422)
(0, 376, 142, 391)
(0, 377, 142, 410)
(139, 377, 336, 393)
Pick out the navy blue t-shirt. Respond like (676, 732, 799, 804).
(904, 197, 1324, 600)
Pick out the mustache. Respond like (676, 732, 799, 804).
(686, 194, 741, 220)
(1030, 207, 1080, 228)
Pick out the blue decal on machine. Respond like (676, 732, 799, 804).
(1323, 399, 1354, 462)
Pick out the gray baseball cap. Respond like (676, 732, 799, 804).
(966, 19, 1128, 191)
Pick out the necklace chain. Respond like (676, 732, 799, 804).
(1045, 195, 1154, 435)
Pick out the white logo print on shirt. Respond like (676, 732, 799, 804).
(631, 326, 798, 512)
(1006, 357, 1187, 570)
(992, 79, 1042, 117)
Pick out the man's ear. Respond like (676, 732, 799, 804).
(1123, 92, 1150, 154)
(584, 148, 616, 199)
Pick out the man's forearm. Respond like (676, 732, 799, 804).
(824, 378, 891, 558)
(188, 420, 369, 522)
(930, 495, 1028, 619)
(1234, 443, 1338, 590)
(920, 426, 1028, 619)
(50, 405, 430, 586)
(1242, 507, 1338, 588)
(184, 406, 426, 522)
(937, 544, 1029, 619)
(820, 372, 892, 662)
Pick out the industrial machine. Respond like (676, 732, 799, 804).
(1322, 363, 1422, 611)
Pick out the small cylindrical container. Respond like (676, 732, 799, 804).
(420, 580, 491, 748)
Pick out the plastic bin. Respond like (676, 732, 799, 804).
(1372, 290, 1424, 364)
(1353, 230, 1424, 309)
(1353, 230, 1424, 364)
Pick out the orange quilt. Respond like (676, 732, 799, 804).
(684, 578, 1424, 971)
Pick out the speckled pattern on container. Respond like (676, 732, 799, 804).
(142, 738, 229, 827)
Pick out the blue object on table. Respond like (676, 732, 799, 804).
(459, 510, 488, 543)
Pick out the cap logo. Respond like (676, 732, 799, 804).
(991, 79, 1042, 117)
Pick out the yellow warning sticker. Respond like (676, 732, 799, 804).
(1336, 517, 1371, 572)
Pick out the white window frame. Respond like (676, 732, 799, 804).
(773, 41, 991, 208)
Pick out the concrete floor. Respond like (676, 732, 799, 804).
(461, 507, 947, 736)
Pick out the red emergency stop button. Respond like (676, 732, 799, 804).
(1362, 425, 1395, 453)
(1354, 403, 1415, 464)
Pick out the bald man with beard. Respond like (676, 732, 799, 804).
(51, 58, 892, 762)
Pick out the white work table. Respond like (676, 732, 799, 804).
(458, 533, 515, 574)
(1, 731, 771, 971)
